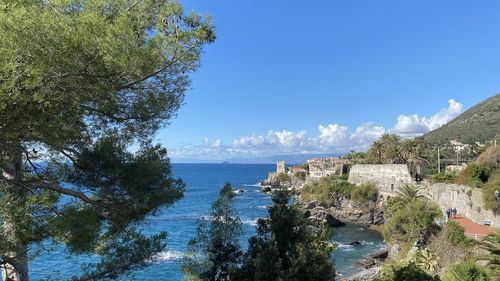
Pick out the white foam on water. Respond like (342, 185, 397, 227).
(150, 250, 184, 263)
(243, 183, 261, 187)
(242, 218, 259, 226)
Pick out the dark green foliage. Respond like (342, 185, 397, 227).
(294, 171, 307, 181)
(183, 183, 242, 281)
(383, 197, 441, 243)
(366, 135, 431, 176)
(460, 163, 493, 187)
(350, 183, 378, 204)
(376, 261, 438, 281)
(424, 94, 500, 145)
(483, 168, 500, 213)
(475, 233, 500, 279)
(300, 177, 377, 207)
(0, 0, 214, 279)
(276, 173, 291, 183)
(444, 222, 474, 248)
(443, 261, 492, 281)
(431, 172, 456, 183)
(235, 189, 336, 281)
(300, 176, 352, 206)
(77, 230, 167, 281)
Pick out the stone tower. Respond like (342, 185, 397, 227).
(276, 160, 285, 174)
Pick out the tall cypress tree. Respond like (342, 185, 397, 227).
(0, 1, 214, 280)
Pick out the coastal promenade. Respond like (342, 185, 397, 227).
(449, 215, 498, 240)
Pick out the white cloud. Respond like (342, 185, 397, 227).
(169, 99, 463, 160)
(392, 99, 463, 137)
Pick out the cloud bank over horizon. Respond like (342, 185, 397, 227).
(169, 99, 463, 161)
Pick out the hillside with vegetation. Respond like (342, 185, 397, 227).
(424, 94, 500, 144)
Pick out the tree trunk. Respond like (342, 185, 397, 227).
(1, 153, 29, 281)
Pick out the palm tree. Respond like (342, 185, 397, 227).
(380, 134, 405, 164)
(396, 184, 425, 203)
(475, 233, 500, 278)
(401, 139, 430, 176)
(367, 141, 383, 164)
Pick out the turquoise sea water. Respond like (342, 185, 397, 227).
(29, 164, 385, 280)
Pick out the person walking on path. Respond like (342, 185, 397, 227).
(452, 207, 457, 219)
(446, 208, 451, 220)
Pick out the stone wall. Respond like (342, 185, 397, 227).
(424, 183, 500, 229)
(348, 164, 413, 194)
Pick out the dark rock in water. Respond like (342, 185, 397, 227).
(235, 189, 245, 193)
(260, 186, 271, 193)
(325, 213, 345, 227)
(370, 249, 388, 260)
(347, 240, 362, 246)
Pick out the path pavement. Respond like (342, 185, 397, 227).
(449, 215, 498, 240)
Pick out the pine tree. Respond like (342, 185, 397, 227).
(183, 183, 242, 281)
(235, 189, 336, 281)
(0, 1, 214, 280)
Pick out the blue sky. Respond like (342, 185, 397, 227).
(158, 0, 500, 161)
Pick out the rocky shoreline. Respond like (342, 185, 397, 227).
(259, 178, 387, 280)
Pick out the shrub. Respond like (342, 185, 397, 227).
(276, 172, 291, 183)
(443, 262, 491, 281)
(294, 171, 307, 181)
(383, 198, 441, 243)
(376, 260, 437, 281)
(300, 179, 355, 206)
(444, 222, 474, 248)
(482, 168, 500, 213)
(431, 172, 456, 183)
(350, 183, 378, 204)
(457, 163, 493, 187)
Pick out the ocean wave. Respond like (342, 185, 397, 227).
(150, 250, 184, 263)
(242, 218, 260, 226)
(257, 205, 269, 209)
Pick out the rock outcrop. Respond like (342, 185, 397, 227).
(341, 266, 381, 281)
(300, 199, 384, 227)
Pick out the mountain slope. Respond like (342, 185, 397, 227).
(424, 94, 500, 144)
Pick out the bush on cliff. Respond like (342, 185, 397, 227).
(294, 171, 307, 181)
(383, 197, 441, 244)
(456, 163, 493, 188)
(444, 222, 474, 248)
(431, 172, 456, 183)
(276, 172, 292, 183)
(300, 176, 353, 206)
(350, 183, 378, 204)
(482, 168, 500, 213)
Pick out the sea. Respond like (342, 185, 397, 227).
(29, 163, 386, 280)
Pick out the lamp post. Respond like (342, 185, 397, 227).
(495, 190, 500, 202)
